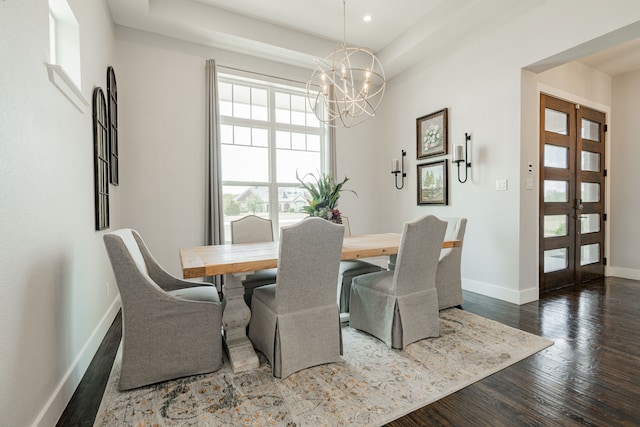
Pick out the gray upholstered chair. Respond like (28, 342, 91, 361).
(230, 215, 278, 306)
(248, 217, 345, 378)
(103, 229, 223, 390)
(436, 217, 467, 310)
(349, 215, 446, 349)
(337, 216, 383, 315)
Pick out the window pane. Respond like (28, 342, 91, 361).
(291, 133, 306, 150)
(544, 215, 567, 238)
(307, 112, 320, 128)
(544, 144, 568, 169)
(545, 108, 568, 135)
(291, 95, 307, 125)
(544, 180, 568, 202)
(581, 118, 600, 142)
(278, 187, 309, 230)
(544, 248, 568, 273)
(307, 134, 320, 152)
(221, 145, 268, 181)
(220, 124, 233, 144)
(581, 182, 599, 203)
(222, 185, 270, 243)
(276, 131, 290, 149)
(251, 88, 268, 121)
(219, 82, 233, 101)
(580, 243, 600, 266)
(252, 128, 268, 147)
(581, 151, 600, 172)
(275, 93, 290, 124)
(233, 85, 251, 119)
(220, 100, 233, 117)
(277, 148, 321, 183)
(234, 126, 251, 146)
(580, 213, 600, 234)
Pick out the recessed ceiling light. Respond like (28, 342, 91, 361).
(363, 15, 372, 22)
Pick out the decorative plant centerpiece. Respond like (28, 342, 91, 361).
(296, 171, 357, 224)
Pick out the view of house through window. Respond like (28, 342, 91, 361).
(219, 74, 329, 240)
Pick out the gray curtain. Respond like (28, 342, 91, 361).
(329, 125, 337, 178)
(205, 59, 224, 291)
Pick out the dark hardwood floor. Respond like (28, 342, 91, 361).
(57, 277, 640, 426)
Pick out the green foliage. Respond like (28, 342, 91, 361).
(296, 171, 357, 215)
(223, 194, 240, 216)
(246, 193, 264, 214)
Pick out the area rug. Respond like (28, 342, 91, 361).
(93, 308, 553, 426)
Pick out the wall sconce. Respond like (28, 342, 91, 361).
(391, 150, 407, 189)
(452, 133, 472, 183)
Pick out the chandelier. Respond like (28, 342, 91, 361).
(307, 0, 386, 128)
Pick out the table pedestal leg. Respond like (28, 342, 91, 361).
(222, 273, 259, 373)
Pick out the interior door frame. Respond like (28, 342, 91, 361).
(537, 86, 611, 293)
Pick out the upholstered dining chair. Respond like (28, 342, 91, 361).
(103, 229, 223, 390)
(436, 217, 467, 310)
(248, 217, 345, 378)
(337, 216, 382, 315)
(230, 215, 278, 306)
(349, 215, 446, 349)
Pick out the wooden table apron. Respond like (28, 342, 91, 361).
(179, 233, 460, 373)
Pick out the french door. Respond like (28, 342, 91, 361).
(539, 94, 606, 293)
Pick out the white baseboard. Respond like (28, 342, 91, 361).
(607, 266, 640, 281)
(32, 297, 121, 427)
(462, 278, 539, 305)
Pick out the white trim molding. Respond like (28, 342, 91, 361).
(463, 279, 539, 306)
(45, 63, 89, 112)
(32, 297, 121, 427)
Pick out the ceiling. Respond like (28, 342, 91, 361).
(107, 0, 640, 79)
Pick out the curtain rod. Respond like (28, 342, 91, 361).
(217, 64, 308, 87)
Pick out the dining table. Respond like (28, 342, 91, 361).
(180, 232, 461, 373)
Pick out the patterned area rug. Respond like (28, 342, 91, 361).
(94, 308, 552, 426)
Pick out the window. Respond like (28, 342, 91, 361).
(48, 0, 81, 86)
(47, 0, 87, 111)
(219, 74, 330, 240)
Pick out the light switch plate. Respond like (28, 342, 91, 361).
(496, 179, 508, 191)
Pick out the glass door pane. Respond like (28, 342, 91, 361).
(544, 180, 569, 202)
(581, 151, 600, 172)
(581, 118, 600, 141)
(580, 214, 600, 234)
(580, 243, 600, 266)
(544, 248, 568, 273)
(545, 108, 568, 135)
(544, 145, 568, 168)
(581, 182, 600, 203)
(544, 215, 568, 238)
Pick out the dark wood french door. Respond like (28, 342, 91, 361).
(539, 94, 606, 293)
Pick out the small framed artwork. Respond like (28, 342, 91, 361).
(416, 108, 448, 159)
(417, 160, 448, 205)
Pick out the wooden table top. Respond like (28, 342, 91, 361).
(180, 233, 460, 279)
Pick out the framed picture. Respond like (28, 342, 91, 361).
(417, 160, 448, 205)
(416, 108, 448, 159)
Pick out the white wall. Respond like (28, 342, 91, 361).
(610, 70, 640, 279)
(0, 1, 119, 426)
(368, 1, 640, 304)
